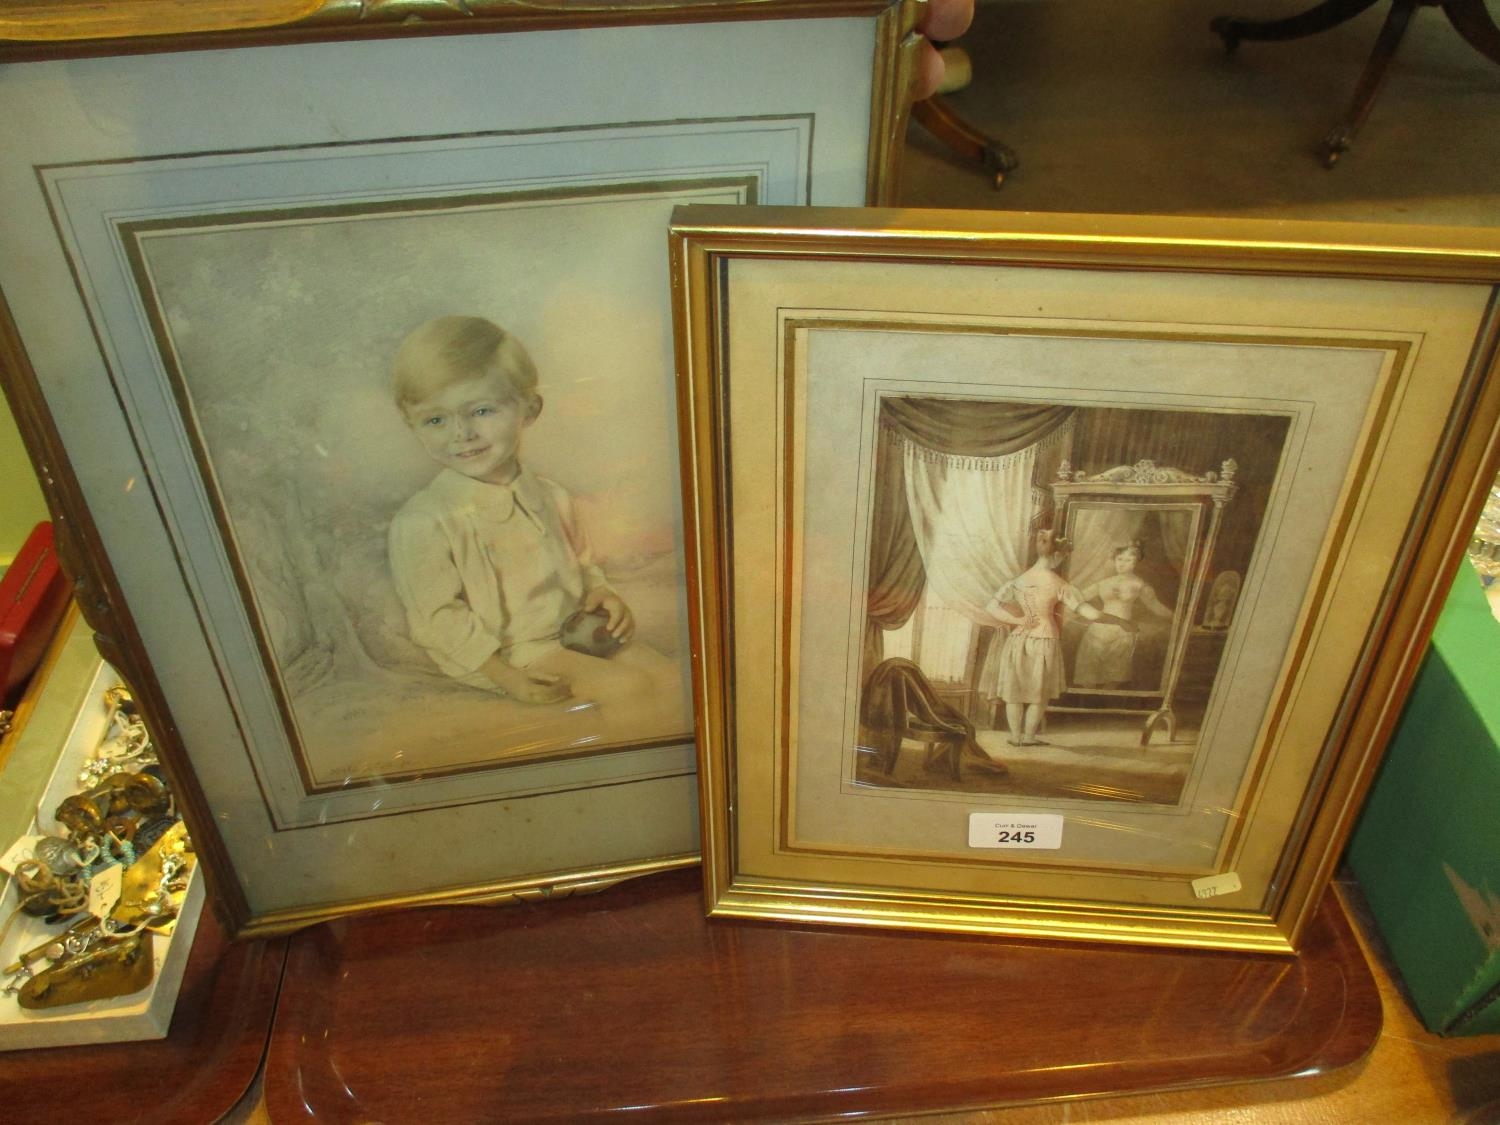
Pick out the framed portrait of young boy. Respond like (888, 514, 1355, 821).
(671, 205, 1500, 953)
(0, 0, 920, 935)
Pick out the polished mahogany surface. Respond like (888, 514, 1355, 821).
(0, 908, 287, 1124)
(264, 869, 1380, 1122)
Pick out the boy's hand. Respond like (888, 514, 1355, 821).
(482, 655, 573, 704)
(512, 670, 573, 704)
(583, 588, 635, 643)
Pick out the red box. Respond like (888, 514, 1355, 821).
(1, 522, 70, 703)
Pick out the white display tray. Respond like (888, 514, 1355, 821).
(0, 660, 204, 1050)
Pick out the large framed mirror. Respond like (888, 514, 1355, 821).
(1052, 459, 1238, 743)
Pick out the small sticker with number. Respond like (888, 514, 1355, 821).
(1191, 871, 1243, 899)
(88, 863, 124, 919)
(968, 812, 1064, 850)
(0, 835, 42, 876)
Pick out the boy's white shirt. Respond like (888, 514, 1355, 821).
(387, 465, 608, 676)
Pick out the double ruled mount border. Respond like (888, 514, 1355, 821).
(0, 0, 918, 211)
(672, 206, 1500, 953)
(0, 0, 919, 936)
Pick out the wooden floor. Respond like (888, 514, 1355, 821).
(902, 0, 1500, 226)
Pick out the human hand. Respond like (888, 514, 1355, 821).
(982, 598, 1027, 629)
(512, 670, 573, 704)
(483, 655, 573, 704)
(915, 0, 975, 101)
(583, 587, 635, 643)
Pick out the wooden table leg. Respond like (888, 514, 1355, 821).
(1211, 0, 1381, 51)
(1318, 0, 1418, 166)
(1443, 0, 1500, 64)
(910, 96, 1020, 189)
(1208, 0, 1499, 167)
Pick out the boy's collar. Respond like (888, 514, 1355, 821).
(434, 465, 546, 520)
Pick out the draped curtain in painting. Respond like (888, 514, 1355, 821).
(862, 398, 1073, 683)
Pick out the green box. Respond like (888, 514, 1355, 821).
(1349, 569, 1500, 1036)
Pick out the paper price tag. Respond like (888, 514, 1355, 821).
(88, 863, 123, 919)
(0, 834, 42, 876)
(1191, 871, 1243, 899)
(968, 812, 1064, 850)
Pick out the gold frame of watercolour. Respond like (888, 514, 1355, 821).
(0, 0, 918, 937)
(671, 206, 1500, 953)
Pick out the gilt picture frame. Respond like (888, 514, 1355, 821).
(671, 205, 1500, 953)
(0, 0, 919, 935)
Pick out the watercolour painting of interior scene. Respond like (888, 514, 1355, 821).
(124, 186, 711, 790)
(857, 396, 1292, 807)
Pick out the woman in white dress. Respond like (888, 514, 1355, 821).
(982, 529, 1136, 747)
(1073, 541, 1175, 689)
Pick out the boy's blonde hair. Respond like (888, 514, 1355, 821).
(392, 316, 539, 408)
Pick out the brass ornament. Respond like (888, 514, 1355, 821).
(111, 821, 195, 932)
(1, 684, 191, 1011)
(16, 931, 154, 1010)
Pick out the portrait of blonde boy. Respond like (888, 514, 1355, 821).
(387, 315, 677, 731)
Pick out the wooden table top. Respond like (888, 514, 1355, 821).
(5, 867, 1495, 1123)
(258, 867, 1381, 1122)
(0, 907, 286, 1124)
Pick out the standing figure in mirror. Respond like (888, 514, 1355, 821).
(982, 528, 1136, 746)
(1073, 541, 1175, 689)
